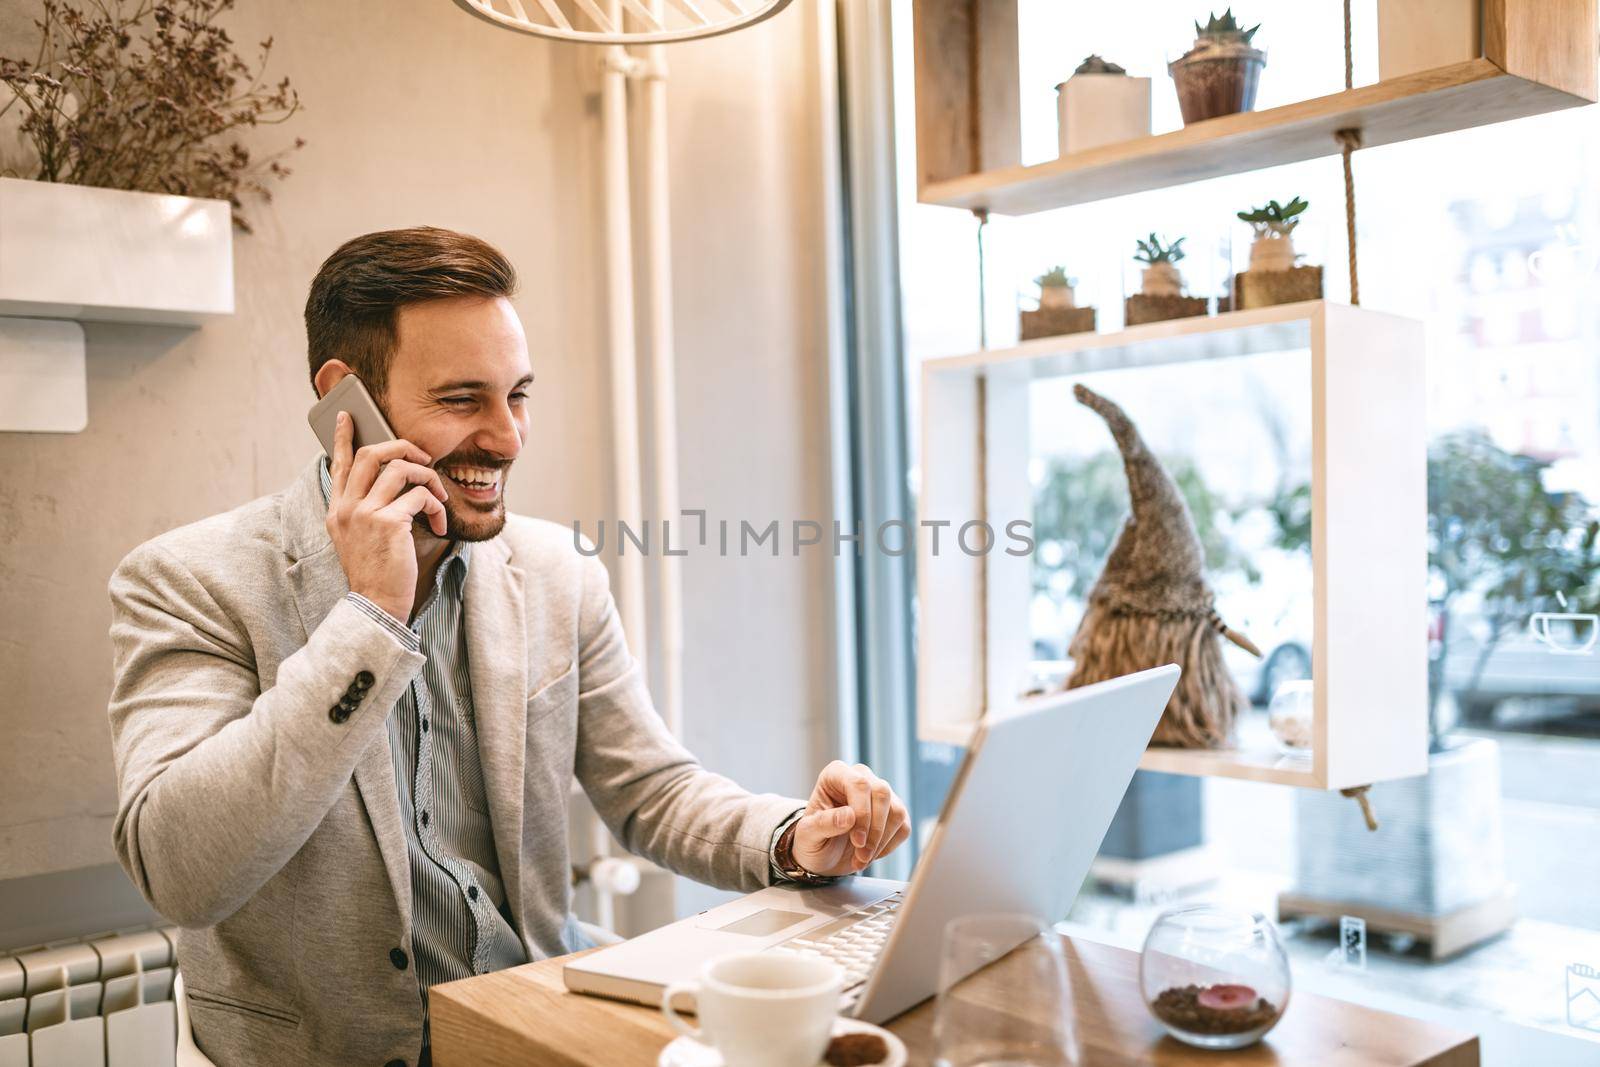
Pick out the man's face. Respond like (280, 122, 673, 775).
(379, 295, 532, 542)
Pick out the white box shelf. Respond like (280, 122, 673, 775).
(0, 177, 233, 325)
(918, 300, 1429, 790)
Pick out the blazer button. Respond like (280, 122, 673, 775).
(329, 706, 351, 724)
(390, 947, 408, 971)
(356, 670, 375, 689)
(385, 1060, 406, 1067)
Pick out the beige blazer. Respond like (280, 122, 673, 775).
(107, 458, 800, 1067)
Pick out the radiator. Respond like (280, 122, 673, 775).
(0, 927, 177, 1067)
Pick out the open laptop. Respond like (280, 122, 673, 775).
(563, 664, 1179, 1024)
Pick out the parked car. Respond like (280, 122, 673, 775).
(1435, 600, 1600, 727)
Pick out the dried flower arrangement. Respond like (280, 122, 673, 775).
(0, 0, 305, 232)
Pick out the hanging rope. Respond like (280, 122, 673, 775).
(973, 207, 990, 350)
(1337, 0, 1361, 307)
(1336, 128, 1362, 306)
(1343, 0, 1354, 91)
(1336, 0, 1374, 829)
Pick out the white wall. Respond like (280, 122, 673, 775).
(0, 0, 841, 920)
(657, 6, 845, 912)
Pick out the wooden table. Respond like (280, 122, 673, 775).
(430, 935, 1478, 1067)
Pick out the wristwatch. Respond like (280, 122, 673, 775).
(772, 813, 834, 885)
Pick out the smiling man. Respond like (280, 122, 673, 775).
(106, 227, 908, 1067)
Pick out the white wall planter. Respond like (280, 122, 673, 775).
(918, 300, 1429, 790)
(1056, 73, 1151, 156)
(0, 178, 232, 433)
(0, 177, 233, 324)
(1378, 0, 1481, 82)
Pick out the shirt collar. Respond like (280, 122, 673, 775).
(317, 456, 471, 581)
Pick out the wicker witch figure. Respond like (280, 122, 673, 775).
(1066, 384, 1262, 748)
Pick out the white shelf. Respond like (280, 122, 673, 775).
(916, 300, 1429, 790)
(1137, 714, 1319, 787)
(0, 178, 233, 325)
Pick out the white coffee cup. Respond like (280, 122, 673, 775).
(660, 952, 843, 1067)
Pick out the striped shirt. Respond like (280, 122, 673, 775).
(318, 461, 527, 1036)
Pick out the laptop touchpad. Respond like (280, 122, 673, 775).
(714, 909, 813, 936)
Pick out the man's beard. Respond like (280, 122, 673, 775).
(423, 450, 511, 542)
(442, 493, 506, 542)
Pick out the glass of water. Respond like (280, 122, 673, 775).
(933, 913, 1080, 1067)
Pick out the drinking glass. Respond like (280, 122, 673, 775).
(933, 914, 1080, 1067)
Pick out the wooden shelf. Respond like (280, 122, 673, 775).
(913, 0, 1598, 218)
(922, 59, 1592, 216)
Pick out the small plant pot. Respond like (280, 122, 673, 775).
(1140, 262, 1183, 297)
(1378, 0, 1480, 81)
(1039, 284, 1077, 310)
(1248, 234, 1297, 272)
(1169, 47, 1265, 124)
(1056, 73, 1152, 155)
(1021, 304, 1097, 340)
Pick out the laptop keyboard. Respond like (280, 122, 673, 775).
(771, 892, 904, 994)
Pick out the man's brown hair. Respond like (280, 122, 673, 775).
(305, 226, 518, 399)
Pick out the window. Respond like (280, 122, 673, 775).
(882, 0, 1600, 1054)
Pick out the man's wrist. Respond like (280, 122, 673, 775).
(770, 809, 833, 885)
(345, 592, 420, 654)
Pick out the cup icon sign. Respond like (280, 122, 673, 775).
(1529, 612, 1599, 656)
(1567, 962, 1600, 1031)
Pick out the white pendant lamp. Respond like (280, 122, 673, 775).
(452, 0, 793, 45)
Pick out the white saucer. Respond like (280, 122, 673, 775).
(657, 1016, 907, 1067)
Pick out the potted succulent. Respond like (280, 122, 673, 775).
(1021, 265, 1096, 340)
(1056, 54, 1151, 157)
(1126, 234, 1208, 325)
(1169, 9, 1265, 125)
(1233, 196, 1323, 308)
(1037, 266, 1077, 308)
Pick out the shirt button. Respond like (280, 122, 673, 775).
(467, 885, 479, 901)
(421, 719, 429, 733)
(420, 811, 430, 828)
(389, 947, 408, 971)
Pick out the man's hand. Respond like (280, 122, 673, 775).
(325, 411, 449, 624)
(791, 761, 910, 878)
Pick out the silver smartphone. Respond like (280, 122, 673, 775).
(307, 375, 396, 457)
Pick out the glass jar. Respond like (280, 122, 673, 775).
(1138, 904, 1291, 1050)
(1268, 679, 1315, 758)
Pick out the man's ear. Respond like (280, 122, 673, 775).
(313, 359, 353, 400)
